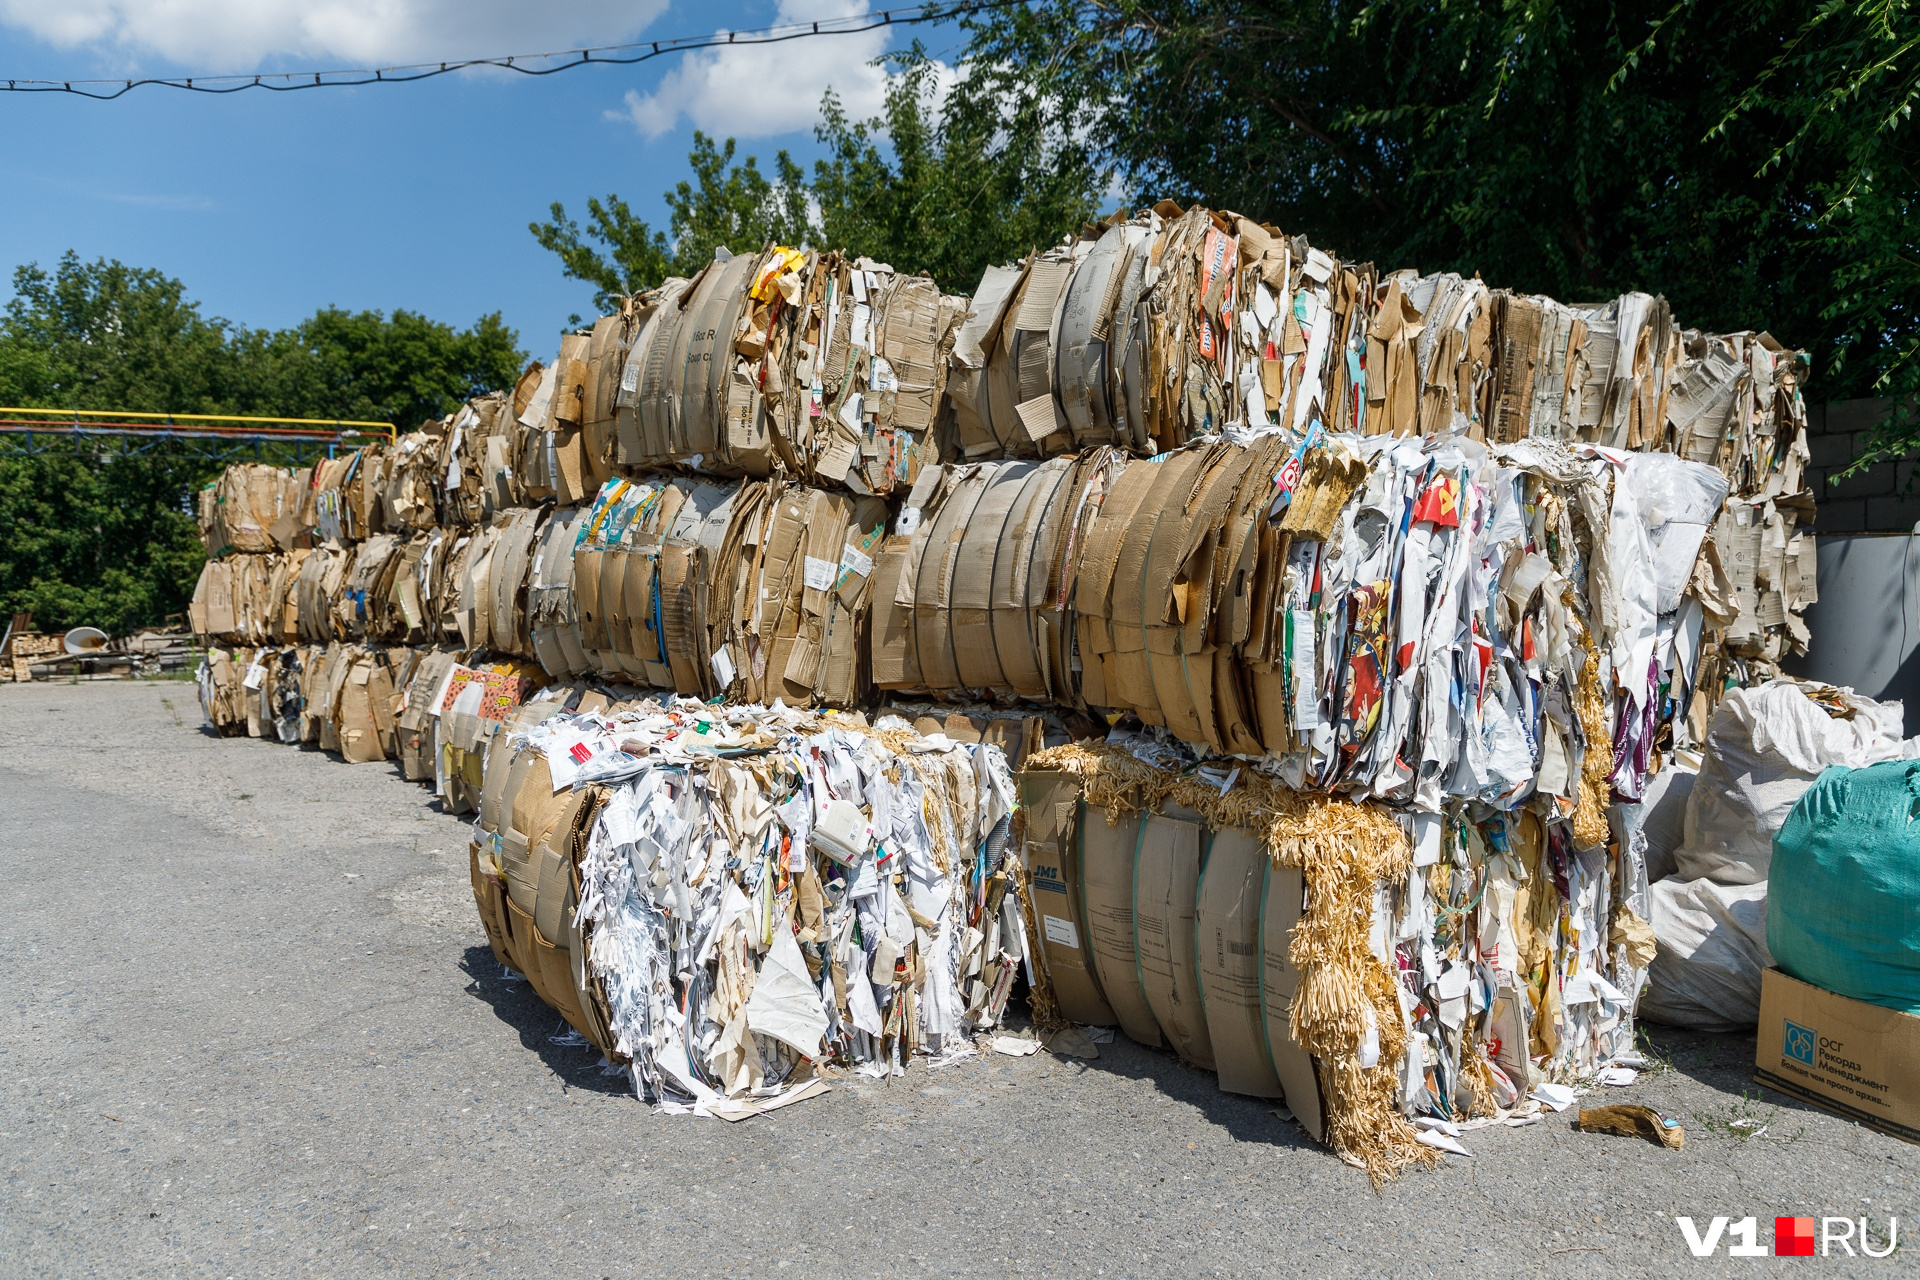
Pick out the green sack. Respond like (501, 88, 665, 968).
(1768, 761, 1920, 1014)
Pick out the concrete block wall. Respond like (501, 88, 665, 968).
(1803, 397, 1920, 533)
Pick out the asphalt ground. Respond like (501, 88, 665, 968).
(2, 679, 1915, 1278)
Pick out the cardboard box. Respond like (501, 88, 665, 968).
(1755, 967, 1920, 1145)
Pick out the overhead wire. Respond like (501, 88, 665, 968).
(0, 0, 1027, 100)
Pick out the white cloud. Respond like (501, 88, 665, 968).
(611, 0, 895, 141)
(0, 0, 670, 72)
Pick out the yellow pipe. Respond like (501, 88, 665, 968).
(0, 406, 395, 443)
(0, 406, 392, 427)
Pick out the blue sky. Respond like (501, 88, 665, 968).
(0, 1, 972, 359)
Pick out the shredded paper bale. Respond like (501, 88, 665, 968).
(461, 696, 1030, 1114)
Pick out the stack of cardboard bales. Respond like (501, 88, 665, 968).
(940, 206, 1810, 700)
(184, 201, 1819, 1176)
(190, 463, 315, 740)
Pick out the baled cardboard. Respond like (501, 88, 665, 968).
(1072, 456, 1160, 710)
(336, 647, 397, 764)
(395, 648, 458, 782)
(1055, 224, 1123, 443)
(620, 278, 689, 466)
(486, 508, 542, 658)
(990, 458, 1076, 700)
(1018, 770, 1116, 1026)
(949, 263, 1022, 456)
(1260, 861, 1325, 1140)
(528, 507, 588, 678)
(1080, 809, 1165, 1048)
(911, 465, 992, 694)
(950, 461, 1027, 692)
(1133, 806, 1215, 1069)
(580, 313, 627, 489)
(1196, 827, 1283, 1097)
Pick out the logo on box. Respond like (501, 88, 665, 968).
(1784, 1019, 1817, 1066)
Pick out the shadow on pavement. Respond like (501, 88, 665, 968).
(1639, 1022, 1760, 1093)
(1023, 1010, 1323, 1157)
(458, 944, 631, 1098)
(1637, 1020, 1847, 1126)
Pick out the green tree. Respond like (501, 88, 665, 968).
(0, 254, 526, 634)
(246, 305, 524, 431)
(0, 254, 246, 634)
(528, 195, 672, 316)
(531, 65, 1107, 304)
(0, 444, 208, 637)
(531, 132, 813, 311)
(810, 46, 1109, 291)
(0, 254, 246, 413)
(1709, 0, 1920, 469)
(949, 0, 1918, 421)
(665, 133, 813, 274)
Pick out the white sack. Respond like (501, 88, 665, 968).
(1672, 681, 1914, 885)
(1635, 756, 1697, 884)
(1639, 878, 1770, 1031)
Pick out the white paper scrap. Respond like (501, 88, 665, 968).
(839, 542, 874, 578)
(1042, 915, 1080, 949)
(1532, 1082, 1578, 1112)
(1416, 1129, 1472, 1156)
(803, 556, 838, 592)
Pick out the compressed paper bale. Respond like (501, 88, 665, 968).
(910, 467, 990, 695)
(1028, 740, 1425, 1181)
(469, 843, 513, 968)
(1072, 457, 1159, 711)
(1134, 806, 1215, 1070)
(184, 200, 1829, 1167)
(950, 462, 1027, 693)
(551, 701, 1022, 1103)
(1078, 810, 1165, 1049)
(991, 459, 1076, 700)
(335, 652, 395, 764)
(1018, 769, 1117, 1028)
(1196, 826, 1282, 1098)
(395, 648, 457, 782)
(1259, 860, 1324, 1137)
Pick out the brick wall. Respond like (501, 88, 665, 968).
(1804, 397, 1920, 533)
